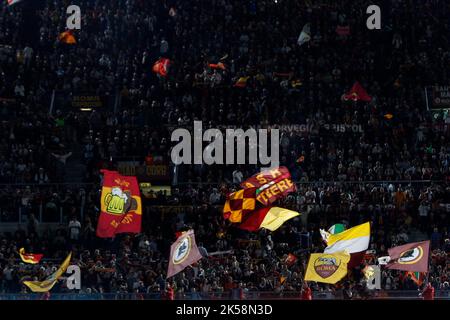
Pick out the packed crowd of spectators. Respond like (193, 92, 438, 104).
(0, 0, 449, 299)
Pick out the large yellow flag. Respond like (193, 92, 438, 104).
(23, 252, 72, 292)
(304, 251, 350, 284)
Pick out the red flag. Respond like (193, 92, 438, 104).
(58, 30, 77, 45)
(241, 166, 296, 206)
(342, 82, 372, 102)
(285, 253, 298, 267)
(19, 248, 43, 264)
(96, 170, 142, 238)
(208, 62, 226, 70)
(385, 241, 430, 272)
(152, 58, 171, 77)
(167, 230, 203, 279)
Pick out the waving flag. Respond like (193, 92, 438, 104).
(328, 224, 345, 234)
(23, 253, 72, 293)
(285, 253, 298, 267)
(19, 248, 43, 264)
(58, 30, 77, 44)
(304, 251, 350, 284)
(96, 170, 142, 238)
(167, 230, 203, 279)
(237, 207, 300, 232)
(297, 23, 311, 46)
(152, 58, 171, 77)
(234, 76, 249, 88)
(323, 222, 370, 254)
(241, 166, 296, 206)
(223, 188, 257, 223)
(385, 241, 430, 272)
(209, 62, 226, 70)
(342, 82, 372, 102)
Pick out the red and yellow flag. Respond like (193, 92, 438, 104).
(96, 170, 142, 238)
(152, 58, 171, 77)
(19, 247, 43, 264)
(209, 62, 226, 70)
(223, 188, 256, 223)
(58, 30, 77, 44)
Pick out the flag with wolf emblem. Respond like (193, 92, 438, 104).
(304, 251, 350, 284)
(385, 240, 430, 272)
(96, 170, 142, 238)
(167, 229, 203, 279)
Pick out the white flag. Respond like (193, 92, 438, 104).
(378, 256, 391, 265)
(297, 23, 311, 46)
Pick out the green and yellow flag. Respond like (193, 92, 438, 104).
(23, 252, 72, 292)
(304, 251, 350, 284)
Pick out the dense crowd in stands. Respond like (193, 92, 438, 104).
(0, 0, 449, 298)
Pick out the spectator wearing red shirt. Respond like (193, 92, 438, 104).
(421, 283, 435, 300)
(301, 282, 312, 300)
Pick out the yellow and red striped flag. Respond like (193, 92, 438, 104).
(19, 248, 43, 264)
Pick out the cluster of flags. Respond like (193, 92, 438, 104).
(223, 167, 300, 232)
(305, 221, 431, 286)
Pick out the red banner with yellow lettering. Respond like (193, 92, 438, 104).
(96, 170, 142, 238)
(240, 166, 296, 206)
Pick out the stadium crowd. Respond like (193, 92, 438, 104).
(0, 0, 449, 299)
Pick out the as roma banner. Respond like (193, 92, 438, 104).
(304, 251, 350, 284)
(240, 166, 296, 206)
(167, 229, 203, 279)
(96, 170, 142, 238)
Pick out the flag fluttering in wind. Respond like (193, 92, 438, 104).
(237, 206, 300, 232)
(234, 76, 249, 88)
(241, 166, 296, 206)
(7, 0, 22, 6)
(322, 222, 370, 254)
(96, 169, 142, 238)
(223, 188, 257, 223)
(167, 230, 203, 279)
(304, 251, 350, 284)
(285, 253, 298, 267)
(384, 240, 430, 272)
(208, 62, 226, 70)
(321, 222, 370, 269)
(152, 58, 171, 77)
(23, 253, 72, 293)
(19, 248, 43, 264)
(328, 224, 345, 235)
(58, 30, 77, 44)
(297, 23, 311, 46)
(342, 82, 372, 102)
(384, 113, 394, 120)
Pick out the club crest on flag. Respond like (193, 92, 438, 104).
(397, 246, 424, 265)
(314, 255, 341, 278)
(173, 236, 192, 265)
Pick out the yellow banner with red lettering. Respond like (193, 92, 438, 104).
(240, 166, 296, 206)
